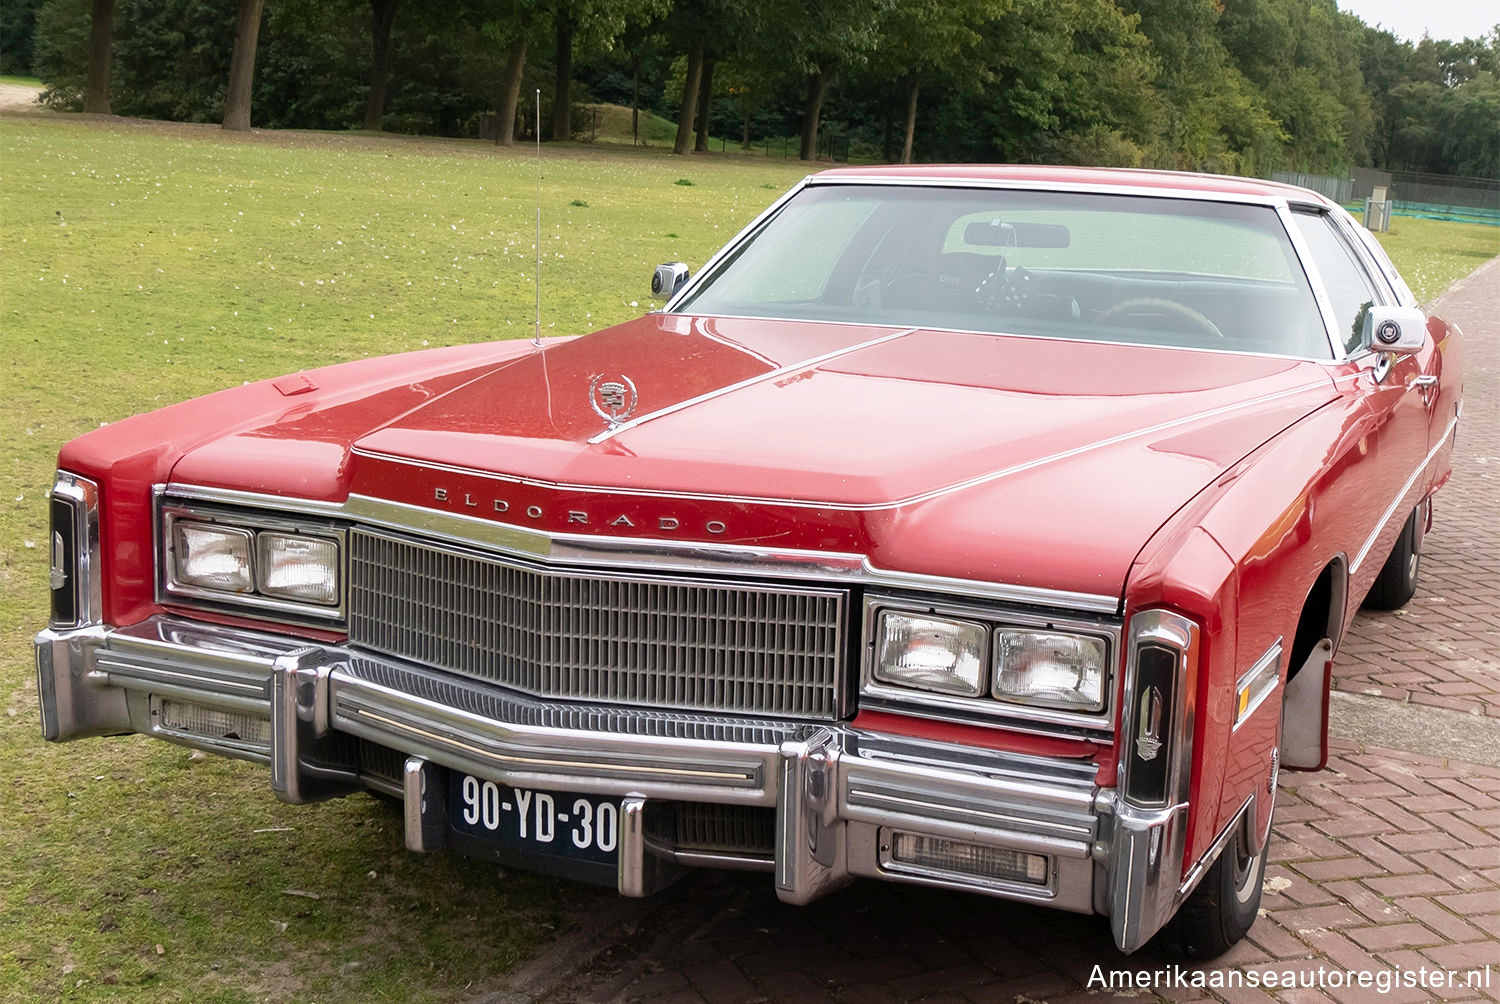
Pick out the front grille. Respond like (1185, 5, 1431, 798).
(647, 802, 776, 856)
(356, 739, 406, 787)
(347, 528, 846, 719)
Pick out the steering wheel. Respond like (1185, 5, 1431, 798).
(1094, 298, 1226, 339)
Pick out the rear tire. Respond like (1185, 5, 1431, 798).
(1364, 500, 1427, 611)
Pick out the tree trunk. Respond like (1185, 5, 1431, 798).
(742, 109, 751, 151)
(363, 0, 398, 131)
(799, 69, 829, 161)
(551, 20, 573, 141)
(672, 41, 704, 156)
(694, 57, 714, 153)
(900, 77, 918, 164)
(630, 53, 640, 144)
(222, 0, 266, 131)
(495, 39, 527, 146)
(83, 0, 113, 114)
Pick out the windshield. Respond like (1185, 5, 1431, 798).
(675, 185, 1332, 359)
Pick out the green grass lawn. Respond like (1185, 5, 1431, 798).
(583, 101, 682, 146)
(0, 113, 811, 1003)
(0, 112, 1493, 1001)
(1374, 216, 1499, 304)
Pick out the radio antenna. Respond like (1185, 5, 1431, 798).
(532, 88, 542, 348)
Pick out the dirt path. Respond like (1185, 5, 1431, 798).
(0, 82, 44, 112)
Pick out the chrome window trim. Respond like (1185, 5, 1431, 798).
(800, 174, 1305, 208)
(1286, 205, 1397, 361)
(51, 472, 103, 628)
(161, 484, 1123, 615)
(671, 177, 1342, 364)
(654, 310, 1346, 365)
(1275, 202, 1345, 361)
(859, 594, 1119, 738)
(1345, 215, 1417, 307)
(664, 177, 811, 312)
(1330, 207, 1399, 304)
(157, 497, 348, 623)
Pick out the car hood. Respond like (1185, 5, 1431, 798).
(175, 314, 1339, 599)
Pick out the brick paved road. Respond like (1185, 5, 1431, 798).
(474, 258, 1500, 1004)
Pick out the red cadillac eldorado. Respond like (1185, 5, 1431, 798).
(36, 165, 1463, 958)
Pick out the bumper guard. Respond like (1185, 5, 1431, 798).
(36, 615, 1191, 951)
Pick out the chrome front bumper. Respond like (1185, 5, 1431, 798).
(36, 616, 1190, 952)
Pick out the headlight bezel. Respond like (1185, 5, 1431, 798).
(872, 609, 990, 698)
(160, 500, 346, 623)
(861, 593, 1119, 734)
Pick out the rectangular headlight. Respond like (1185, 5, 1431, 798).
(172, 522, 254, 593)
(257, 533, 339, 605)
(993, 630, 1106, 711)
(874, 611, 987, 697)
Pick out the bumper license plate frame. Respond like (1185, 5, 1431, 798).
(447, 773, 621, 886)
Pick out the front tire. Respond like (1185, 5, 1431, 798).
(1155, 819, 1271, 960)
(1364, 500, 1427, 611)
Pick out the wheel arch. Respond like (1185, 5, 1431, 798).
(1288, 553, 1348, 679)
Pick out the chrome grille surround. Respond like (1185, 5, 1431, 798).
(347, 528, 846, 719)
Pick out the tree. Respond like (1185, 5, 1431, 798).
(1116, 0, 1282, 173)
(660, 0, 738, 155)
(771, 0, 893, 160)
(551, 11, 575, 139)
(870, 0, 1009, 163)
(1385, 79, 1443, 171)
(1358, 24, 1410, 168)
(1216, 0, 1373, 172)
(1440, 71, 1500, 176)
(495, 37, 528, 144)
(223, 0, 267, 130)
(83, 0, 113, 113)
(960, 0, 1161, 165)
(545, 0, 663, 141)
(363, 0, 398, 129)
(0, 0, 45, 76)
(482, 0, 551, 146)
(693, 54, 714, 151)
(673, 43, 704, 154)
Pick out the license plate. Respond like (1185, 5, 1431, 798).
(449, 774, 620, 867)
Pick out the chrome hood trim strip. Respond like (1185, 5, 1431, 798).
(349, 376, 1334, 514)
(587, 325, 921, 445)
(164, 484, 1123, 614)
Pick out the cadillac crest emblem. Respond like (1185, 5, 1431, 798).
(589, 373, 638, 428)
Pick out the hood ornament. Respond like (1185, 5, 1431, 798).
(589, 374, 638, 430)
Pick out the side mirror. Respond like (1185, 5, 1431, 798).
(652, 262, 690, 299)
(1361, 304, 1427, 355)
